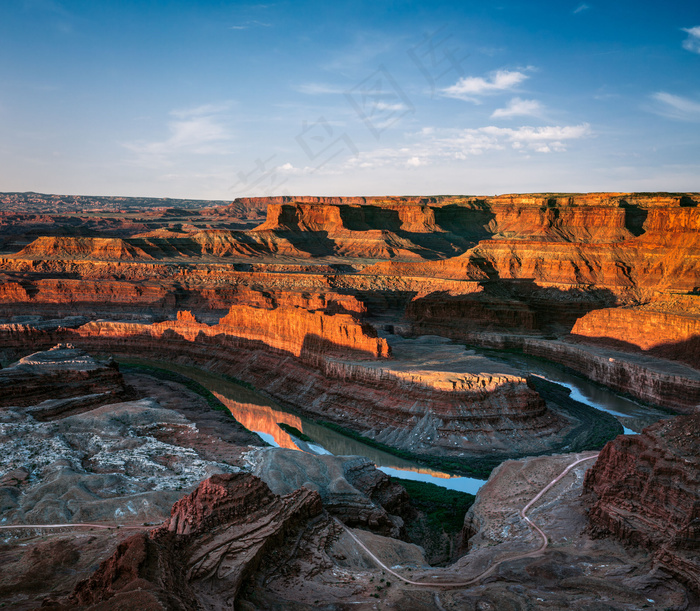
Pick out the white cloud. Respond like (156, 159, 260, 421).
(296, 83, 346, 95)
(491, 97, 543, 119)
(123, 103, 234, 166)
(682, 26, 700, 54)
(442, 69, 530, 103)
(343, 123, 591, 169)
(170, 103, 233, 119)
(230, 20, 271, 30)
(573, 3, 590, 14)
(650, 91, 700, 120)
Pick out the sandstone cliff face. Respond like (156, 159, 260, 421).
(73, 305, 390, 361)
(217, 304, 390, 359)
(18, 236, 153, 261)
(69, 473, 326, 610)
(434, 331, 700, 413)
(359, 196, 700, 306)
(49, 318, 572, 462)
(572, 304, 700, 368)
(584, 415, 700, 592)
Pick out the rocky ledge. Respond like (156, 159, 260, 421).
(60, 473, 325, 610)
(584, 414, 700, 593)
(0, 344, 128, 415)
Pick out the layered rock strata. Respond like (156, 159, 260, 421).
(0, 344, 128, 414)
(571, 300, 700, 368)
(61, 314, 570, 460)
(584, 415, 700, 592)
(67, 473, 328, 610)
(0, 309, 577, 462)
(408, 331, 700, 413)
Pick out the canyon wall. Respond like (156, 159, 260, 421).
(0, 344, 128, 412)
(0, 308, 574, 463)
(584, 414, 700, 592)
(571, 302, 700, 368)
(405, 331, 700, 413)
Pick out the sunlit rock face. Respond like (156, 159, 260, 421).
(0, 192, 698, 609)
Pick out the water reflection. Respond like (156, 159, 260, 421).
(123, 358, 483, 493)
(471, 348, 671, 433)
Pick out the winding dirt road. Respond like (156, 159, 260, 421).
(1, 453, 599, 591)
(336, 452, 600, 589)
(0, 522, 148, 531)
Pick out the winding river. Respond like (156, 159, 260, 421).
(470, 347, 671, 435)
(123, 348, 671, 495)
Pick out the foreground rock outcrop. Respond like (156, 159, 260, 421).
(63, 473, 325, 610)
(584, 415, 700, 593)
(450, 451, 697, 610)
(248, 448, 410, 538)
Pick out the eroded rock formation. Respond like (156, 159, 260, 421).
(584, 415, 700, 592)
(0, 344, 128, 414)
(66, 473, 327, 610)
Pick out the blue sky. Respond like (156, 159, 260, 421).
(1, 0, 699, 199)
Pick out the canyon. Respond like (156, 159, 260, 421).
(0, 192, 698, 609)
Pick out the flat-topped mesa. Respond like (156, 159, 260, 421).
(16, 236, 154, 261)
(584, 414, 700, 592)
(0, 344, 127, 412)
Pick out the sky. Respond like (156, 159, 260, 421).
(1, 0, 700, 199)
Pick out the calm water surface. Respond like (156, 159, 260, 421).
(124, 348, 671, 494)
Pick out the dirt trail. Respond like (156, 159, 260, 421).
(0, 522, 149, 531)
(337, 452, 600, 588)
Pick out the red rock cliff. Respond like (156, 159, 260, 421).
(584, 415, 700, 592)
(69, 473, 324, 610)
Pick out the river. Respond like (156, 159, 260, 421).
(469, 347, 671, 434)
(123, 349, 671, 495)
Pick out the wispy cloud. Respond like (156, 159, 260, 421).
(650, 91, 700, 120)
(343, 123, 591, 169)
(296, 83, 346, 95)
(491, 97, 543, 119)
(682, 26, 700, 54)
(123, 103, 235, 166)
(441, 69, 530, 103)
(573, 3, 590, 15)
(230, 20, 271, 30)
(170, 103, 233, 119)
(23, 0, 74, 33)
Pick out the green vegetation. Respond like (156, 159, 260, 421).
(392, 477, 475, 534)
(119, 362, 269, 446)
(527, 376, 624, 449)
(316, 420, 501, 479)
(277, 422, 313, 442)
